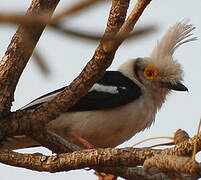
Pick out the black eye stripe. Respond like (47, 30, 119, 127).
(134, 58, 143, 84)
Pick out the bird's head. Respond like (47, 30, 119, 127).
(119, 21, 196, 106)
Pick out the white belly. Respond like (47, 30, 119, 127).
(47, 96, 155, 148)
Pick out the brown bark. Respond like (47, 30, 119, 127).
(0, 0, 60, 118)
(143, 155, 201, 178)
(0, 138, 201, 178)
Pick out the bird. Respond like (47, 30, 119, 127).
(1, 21, 196, 150)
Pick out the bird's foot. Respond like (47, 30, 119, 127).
(95, 172, 117, 180)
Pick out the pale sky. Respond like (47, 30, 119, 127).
(0, 1, 200, 180)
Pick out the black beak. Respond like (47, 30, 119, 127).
(160, 82, 188, 92)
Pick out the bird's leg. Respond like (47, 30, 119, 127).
(69, 132, 117, 180)
(70, 132, 94, 149)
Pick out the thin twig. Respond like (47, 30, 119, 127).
(192, 118, 201, 161)
(53, 0, 105, 21)
(32, 50, 50, 75)
(0, 13, 155, 41)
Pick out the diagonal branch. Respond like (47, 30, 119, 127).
(0, 0, 152, 154)
(0, 0, 60, 118)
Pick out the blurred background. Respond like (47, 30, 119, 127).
(0, 0, 200, 179)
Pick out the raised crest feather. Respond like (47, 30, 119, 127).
(151, 20, 197, 59)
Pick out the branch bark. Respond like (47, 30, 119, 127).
(143, 155, 201, 178)
(0, 139, 201, 178)
(0, 148, 159, 173)
(0, 0, 60, 118)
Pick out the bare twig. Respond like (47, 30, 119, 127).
(53, 24, 155, 41)
(53, 0, 105, 21)
(32, 50, 50, 75)
(0, 13, 155, 41)
(192, 118, 201, 162)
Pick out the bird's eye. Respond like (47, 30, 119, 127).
(143, 65, 158, 80)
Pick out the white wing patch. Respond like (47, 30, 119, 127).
(21, 83, 127, 110)
(89, 83, 126, 94)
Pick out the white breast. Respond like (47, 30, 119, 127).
(47, 94, 156, 148)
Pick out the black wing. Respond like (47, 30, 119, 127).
(21, 71, 142, 111)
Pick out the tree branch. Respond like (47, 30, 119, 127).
(53, 0, 105, 21)
(0, 13, 156, 41)
(0, 148, 159, 173)
(143, 155, 201, 178)
(0, 0, 60, 118)
(0, 140, 201, 178)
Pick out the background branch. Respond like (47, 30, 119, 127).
(0, 13, 156, 41)
(53, 0, 105, 21)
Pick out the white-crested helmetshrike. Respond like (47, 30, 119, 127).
(2, 21, 196, 150)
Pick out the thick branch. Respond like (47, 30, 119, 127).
(143, 155, 201, 178)
(0, 148, 157, 173)
(0, 0, 60, 117)
(0, 149, 168, 179)
(95, 166, 168, 180)
(0, 145, 201, 177)
(1, 131, 201, 179)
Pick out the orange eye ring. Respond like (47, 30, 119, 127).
(144, 65, 158, 80)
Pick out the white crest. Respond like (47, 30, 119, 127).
(151, 20, 197, 59)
